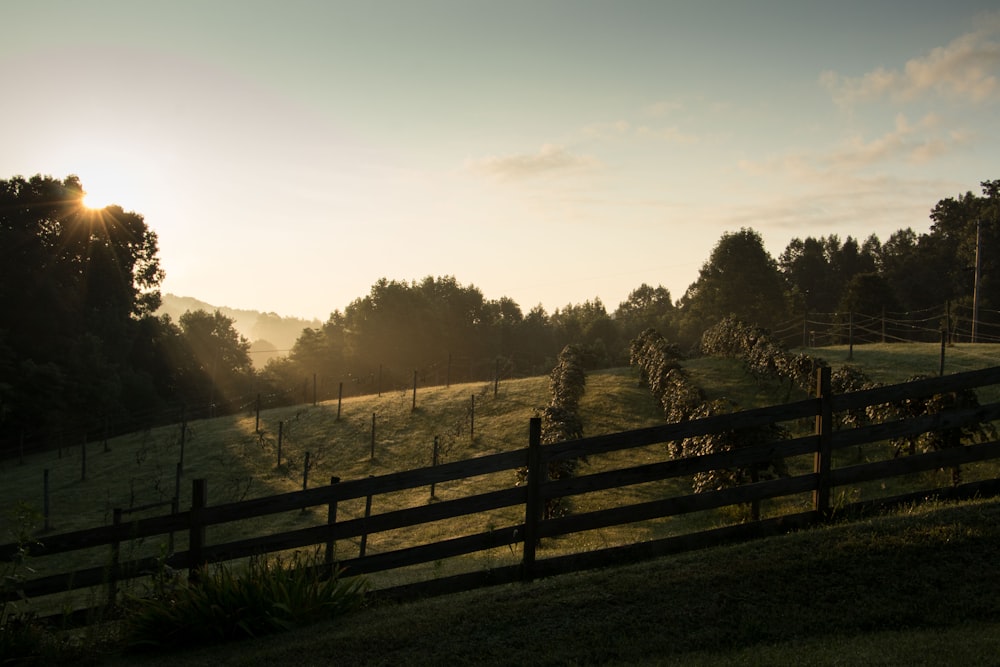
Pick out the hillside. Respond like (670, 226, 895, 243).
(108, 496, 1000, 666)
(6, 345, 1000, 664)
(157, 293, 322, 365)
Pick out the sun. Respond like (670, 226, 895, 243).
(81, 187, 115, 210)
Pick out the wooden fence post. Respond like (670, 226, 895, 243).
(494, 359, 499, 397)
(326, 476, 340, 568)
(370, 412, 376, 460)
(302, 451, 311, 491)
(189, 479, 207, 583)
(522, 417, 542, 581)
(430, 436, 439, 498)
(109, 508, 122, 608)
(360, 476, 374, 558)
(43, 468, 50, 531)
(848, 311, 854, 360)
(277, 421, 284, 467)
(940, 329, 946, 376)
(812, 367, 833, 518)
(179, 407, 187, 471)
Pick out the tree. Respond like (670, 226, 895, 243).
(677, 228, 788, 346)
(839, 272, 902, 317)
(0, 174, 164, 448)
(927, 181, 1000, 312)
(177, 310, 253, 411)
(614, 284, 676, 346)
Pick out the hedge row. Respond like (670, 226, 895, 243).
(699, 317, 995, 483)
(629, 329, 787, 494)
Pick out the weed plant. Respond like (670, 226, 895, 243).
(123, 550, 368, 651)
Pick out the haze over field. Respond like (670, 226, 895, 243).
(3, 1, 999, 319)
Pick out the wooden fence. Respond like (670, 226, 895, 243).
(5, 365, 1000, 619)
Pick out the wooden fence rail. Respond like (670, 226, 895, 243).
(6, 366, 1000, 614)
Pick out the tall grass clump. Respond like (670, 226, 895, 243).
(124, 551, 368, 651)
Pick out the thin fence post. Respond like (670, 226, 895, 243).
(43, 468, 50, 531)
(302, 451, 311, 491)
(940, 329, 946, 377)
(848, 311, 854, 361)
(370, 412, 376, 460)
(170, 463, 180, 554)
(812, 367, 833, 519)
(326, 476, 340, 568)
(189, 479, 207, 583)
(360, 476, 374, 558)
(109, 508, 122, 608)
(277, 421, 284, 467)
(522, 417, 542, 581)
(179, 407, 187, 471)
(494, 359, 499, 397)
(255, 393, 261, 433)
(430, 436, 439, 498)
(946, 300, 952, 345)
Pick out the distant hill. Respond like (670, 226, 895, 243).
(157, 294, 322, 366)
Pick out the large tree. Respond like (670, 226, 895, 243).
(677, 228, 788, 345)
(0, 174, 164, 447)
(614, 284, 676, 346)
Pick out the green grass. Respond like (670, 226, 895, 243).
(100, 496, 1000, 666)
(6, 343, 1000, 663)
(798, 342, 1000, 384)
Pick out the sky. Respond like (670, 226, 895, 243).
(3, 1, 999, 321)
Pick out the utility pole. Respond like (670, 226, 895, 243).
(973, 219, 982, 343)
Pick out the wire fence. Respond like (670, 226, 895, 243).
(771, 303, 1000, 348)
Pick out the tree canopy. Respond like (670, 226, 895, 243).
(3, 172, 999, 456)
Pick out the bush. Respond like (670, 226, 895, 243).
(124, 551, 368, 651)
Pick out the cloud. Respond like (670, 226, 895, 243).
(827, 113, 962, 168)
(468, 144, 599, 180)
(739, 113, 969, 183)
(635, 125, 700, 144)
(821, 18, 1000, 106)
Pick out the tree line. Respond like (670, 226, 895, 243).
(1, 174, 997, 456)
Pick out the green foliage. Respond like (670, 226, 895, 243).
(630, 327, 788, 491)
(1, 503, 47, 665)
(124, 551, 368, 651)
(515, 345, 588, 518)
(676, 228, 789, 347)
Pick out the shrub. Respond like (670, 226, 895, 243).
(123, 551, 368, 651)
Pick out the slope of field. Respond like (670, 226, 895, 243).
(105, 495, 1000, 666)
(7, 344, 1000, 664)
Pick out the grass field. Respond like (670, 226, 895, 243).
(103, 495, 1000, 666)
(5, 342, 1000, 663)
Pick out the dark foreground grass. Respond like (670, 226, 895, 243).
(102, 496, 1000, 666)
